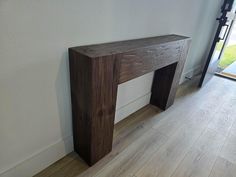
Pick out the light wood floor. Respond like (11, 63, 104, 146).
(35, 76, 236, 177)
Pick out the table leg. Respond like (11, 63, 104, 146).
(69, 52, 119, 165)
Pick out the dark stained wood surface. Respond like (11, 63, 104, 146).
(151, 39, 191, 109)
(69, 51, 120, 165)
(69, 34, 191, 165)
(89, 56, 120, 164)
(150, 62, 178, 110)
(69, 51, 93, 164)
(118, 41, 184, 83)
(71, 35, 189, 58)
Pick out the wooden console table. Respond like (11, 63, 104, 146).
(69, 35, 191, 165)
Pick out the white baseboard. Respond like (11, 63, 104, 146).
(0, 135, 73, 177)
(115, 93, 151, 123)
(180, 65, 202, 84)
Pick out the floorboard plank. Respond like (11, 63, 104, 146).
(94, 129, 167, 177)
(209, 157, 236, 177)
(220, 133, 236, 164)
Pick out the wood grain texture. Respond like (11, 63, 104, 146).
(209, 157, 236, 177)
(69, 51, 120, 165)
(69, 51, 92, 164)
(134, 123, 205, 177)
(71, 35, 189, 58)
(171, 130, 226, 177)
(95, 129, 167, 177)
(35, 76, 236, 177)
(69, 35, 191, 165)
(118, 41, 183, 83)
(220, 134, 236, 164)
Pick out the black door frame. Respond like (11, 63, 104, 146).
(199, 0, 235, 87)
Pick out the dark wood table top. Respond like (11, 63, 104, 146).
(70, 34, 190, 58)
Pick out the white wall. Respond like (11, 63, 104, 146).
(0, 0, 222, 176)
